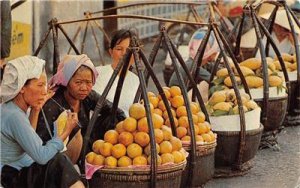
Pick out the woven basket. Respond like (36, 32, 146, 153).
(284, 80, 300, 126)
(180, 141, 216, 187)
(88, 161, 187, 188)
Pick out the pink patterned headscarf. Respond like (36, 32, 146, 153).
(188, 27, 219, 60)
(49, 54, 98, 90)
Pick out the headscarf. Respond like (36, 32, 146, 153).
(0, 55, 45, 103)
(188, 27, 219, 60)
(49, 54, 98, 90)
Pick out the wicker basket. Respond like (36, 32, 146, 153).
(284, 80, 300, 126)
(88, 161, 187, 188)
(213, 124, 263, 177)
(180, 141, 216, 187)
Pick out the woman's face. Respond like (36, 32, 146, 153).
(22, 72, 47, 108)
(67, 67, 93, 100)
(110, 38, 134, 68)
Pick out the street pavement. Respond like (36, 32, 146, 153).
(140, 38, 300, 188)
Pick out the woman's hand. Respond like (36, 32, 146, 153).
(65, 112, 79, 132)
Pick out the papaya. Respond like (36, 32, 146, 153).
(255, 67, 274, 77)
(267, 61, 276, 72)
(224, 76, 241, 87)
(269, 75, 283, 87)
(289, 63, 297, 71)
(245, 100, 258, 110)
(234, 66, 255, 76)
(292, 55, 296, 63)
(232, 105, 248, 115)
(245, 76, 263, 88)
(273, 60, 292, 71)
(239, 58, 261, 70)
(208, 91, 226, 105)
(216, 68, 228, 78)
(274, 53, 294, 62)
(213, 102, 232, 112)
(225, 89, 236, 102)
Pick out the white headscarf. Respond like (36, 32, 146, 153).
(1, 55, 45, 103)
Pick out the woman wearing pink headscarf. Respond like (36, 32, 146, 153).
(36, 54, 126, 165)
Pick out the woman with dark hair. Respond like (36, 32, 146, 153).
(1, 55, 84, 188)
(36, 54, 126, 165)
(93, 29, 140, 116)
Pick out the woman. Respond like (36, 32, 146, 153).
(1, 55, 84, 188)
(93, 29, 140, 116)
(36, 54, 126, 165)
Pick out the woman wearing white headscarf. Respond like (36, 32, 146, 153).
(0, 55, 84, 188)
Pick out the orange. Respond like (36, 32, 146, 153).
(118, 131, 134, 146)
(159, 141, 173, 154)
(115, 121, 125, 134)
(158, 100, 171, 111)
(152, 113, 164, 129)
(149, 96, 159, 108)
(181, 135, 191, 141)
(178, 116, 189, 128)
(154, 128, 164, 144)
(170, 95, 185, 108)
(158, 88, 171, 100)
(192, 114, 199, 124)
(99, 142, 113, 157)
(162, 129, 172, 141)
(165, 117, 179, 127)
(129, 103, 146, 120)
(170, 137, 182, 151)
(208, 131, 216, 142)
(133, 155, 148, 166)
(134, 132, 150, 147)
(176, 106, 187, 117)
(147, 155, 162, 165)
(104, 156, 117, 167)
(176, 127, 187, 139)
(147, 91, 156, 98)
(104, 130, 119, 145)
(137, 117, 149, 133)
(195, 135, 204, 142)
(202, 133, 212, 143)
(92, 139, 104, 154)
(161, 153, 175, 164)
(198, 122, 209, 134)
(93, 154, 105, 166)
(153, 108, 163, 116)
(123, 117, 137, 132)
(144, 143, 160, 156)
(169, 86, 182, 97)
(111, 144, 127, 159)
(162, 108, 176, 120)
(86, 151, 96, 164)
(172, 151, 185, 163)
(188, 125, 199, 136)
(117, 156, 132, 167)
(190, 102, 200, 114)
(197, 112, 206, 123)
(127, 143, 143, 159)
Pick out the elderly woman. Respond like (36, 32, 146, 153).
(93, 29, 140, 116)
(1, 55, 84, 187)
(36, 54, 125, 164)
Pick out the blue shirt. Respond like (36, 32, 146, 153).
(1, 102, 63, 171)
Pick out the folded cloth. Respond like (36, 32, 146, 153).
(49, 54, 99, 91)
(1, 55, 45, 103)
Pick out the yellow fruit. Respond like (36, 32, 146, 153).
(198, 122, 209, 135)
(245, 76, 263, 88)
(133, 156, 148, 166)
(158, 88, 171, 100)
(290, 63, 297, 71)
(269, 75, 283, 87)
(118, 131, 134, 146)
(147, 155, 162, 165)
(224, 76, 241, 87)
(152, 113, 164, 129)
(196, 135, 204, 142)
(153, 108, 163, 116)
(202, 133, 212, 143)
(137, 117, 149, 133)
(162, 129, 172, 141)
(134, 132, 150, 147)
(92, 140, 105, 154)
(216, 68, 229, 77)
(162, 108, 176, 120)
(158, 100, 171, 111)
(225, 89, 236, 102)
(208, 131, 216, 142)
(93, 154, 105, 166)
(123, 117, 137, 132)
(154, 129, 164, 144)
(240, 58, 261, 70)
(176, 106, 187, 117)
(208, 91, 226, 105)
(144, 143, 160, 156)
(149, 96, 159, 108)
(169, 86, 182, 97)
(181, 135, 191, 141)
(99, 142, 113, 157)
(172, 151, 185, 163)
(197, 112, 205, 123)
(159, 141, 173, 154)
(161, 153, 175, 164)
(190, 102, 200, 114)
(127, 143, 143, 159)
(115, 121, 124, 134)
(105, 156, 117, 167)
(104, 130, 119, 145)
(267, 60, 276, 72)
(147, 91, 156, 98)
(232, 105, 248, 115)
(170, 95, 185, 108)
(178, 116, 189, 128)
(213, 102, 232, 112)
(86, 151, 97, 164)
(235, 66, 255, 76)
(274, 53, 294, 62)
(245, 100, 258, 110)
(111, 144, 127, 159)
(170, 137, 182, 151)
(176, 127, 187, 139)
(56, 111, 69, 144)
(129, 103, 146, 120)
(117, 156, 132, 167)
(188, 125, 199, 135)
(165, 117, 179, 127)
